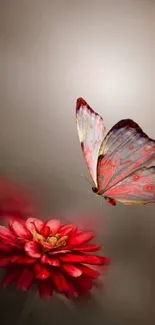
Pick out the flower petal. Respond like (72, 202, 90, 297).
(49, 249, 71, 255)
(59, 224, 77, 236)
(60, 253, 85, 263)
(0, 256, 11, 267)
(64, 281, 78, 298)
(34, 263, 51, 279)
(40, 226, 50, 237)
(60, 253, 109, 265)
(62, 264, 82, 277)
(24, 241, 41, 258)
(44, 219, 60, 235)
(81, 255, 110, 265)
(38, 279, 53, 298)
(0, 226, 16, 244)
(74, 275, 93, 294)
(26, 218, 44, 233)
(1, 267, 21, 287)
(9, 220, 32, 239)
(16, 268, 34, 291)
(11, 255, 36, 264)
(73, 244, 101, 252)
(52, 272, 69, 292)
(78, 265, 100, 279)
(67, 231, 95, 246)
(0, 243, 12, 252)
(0, 230, 22, 250)
(41, 254, 60, 267)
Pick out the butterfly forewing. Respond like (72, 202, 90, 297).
(76, 98, 106, 186)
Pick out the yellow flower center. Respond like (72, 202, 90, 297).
(32, 231, 68, 250)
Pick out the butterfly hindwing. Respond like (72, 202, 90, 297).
(104, 167, 155, 205)
(97, 119, 155, 203)
(76, 98, 106, 186)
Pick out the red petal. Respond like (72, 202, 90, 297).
(1, 267, 21, 287)
(33, 263, 51, 279)
(60, 253, 85, 263)
(74, 275, 93, 293)
(79, 265, 100, 279)
(11, 255, 36, 264)
(16, 268, 34, 291)
(26, 218, 44, 233)
(0, 226, 16, 244)
(60, 253, 109, 265)
(52, 272, 69, 292)
(62, 264, 82, 277)
(24, 241, 41, 258)
(41, 254, 60, 266)
(65, 281, 78, 298)
(0, 256, 11, 267)
(40, 226, 50, 237)
(0, 243, 12, 252)
(68, 231, 95, 246)
(73, 244, 101, 252)
(59, 224, 77, 236)
(49, 249, 71, 255)
(9, 220, 32, 239)
(38, 279, 53, 298)
(44, 219, 60, 235)
(81, 255, 110, 265)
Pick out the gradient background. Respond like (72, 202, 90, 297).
(1, 0, 155, 324)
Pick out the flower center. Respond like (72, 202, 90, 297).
(32, 231, 68, 250)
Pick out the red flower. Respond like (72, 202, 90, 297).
(0, 178, 34, 221)
(0, 218, 110, 299)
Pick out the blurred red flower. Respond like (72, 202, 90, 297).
(0, 218, 110, 298)
(0, 178, 34, 221)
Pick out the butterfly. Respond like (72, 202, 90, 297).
(76, 97, 155, 206)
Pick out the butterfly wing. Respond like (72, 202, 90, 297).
(97, 119, 155, 204)
(104, 167, 155, 205)
(76, 98, 106, 186)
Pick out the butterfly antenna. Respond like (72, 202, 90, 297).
(102, 197, 104, 210)
(81, 174, 93, 186)
(99, 196, 104, 211)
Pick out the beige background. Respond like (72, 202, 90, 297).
(0, 0, 155, 324)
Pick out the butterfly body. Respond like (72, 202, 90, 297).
(92, 185, 117, 206)
(92, 186, 99, 194)
(76, 97, 155, 206)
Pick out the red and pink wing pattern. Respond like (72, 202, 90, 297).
(76, 98, 106, 186)
(104, 167, 155, 204)
(97, 119, 155, 204)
